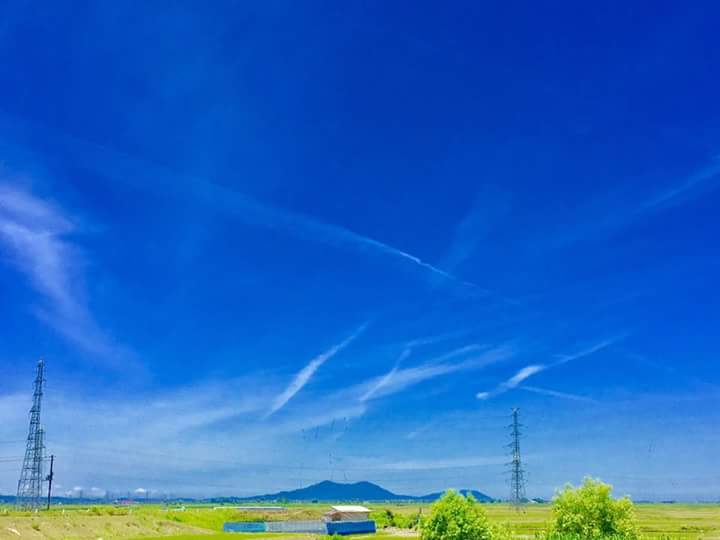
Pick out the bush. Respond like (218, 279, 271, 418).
(371, 508, 421, 529)
(406, 509, 423, 529)
(421, 490, 494, 540)
(550, 477, 638, 539)
(370, 508, 396, 528)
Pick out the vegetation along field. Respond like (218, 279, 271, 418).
(1, 502, 719, 540)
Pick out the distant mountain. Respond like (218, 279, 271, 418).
(3, 481, 494, 505)
(236, 480, 398, 502)
(233, 480, 494, 503)
(417, 489, 494, 502)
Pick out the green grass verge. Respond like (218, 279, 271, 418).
(2, 502, 720, 539)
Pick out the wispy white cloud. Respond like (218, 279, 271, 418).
(0, 183, 128, 364)
(520, 385, 596, 403)
(477, 339, 616, 400)
(265, 344, 511, 434)
(0, 185, 75, 308)
(538, 157, 720, 255)
(357, 455, 509, 471)
(401, 329, 476, 349)
(405, 421, 436, 440)
(3, 362, 715, 498)
(360, 348, 412, 402)
(642, 157, 720, 211)
(265, 322, 370, 418)
(2, 111, 479, 291)
(477, 364, 544, 400)
(0, 376, 275, 496)
(73, 131, 482, 287)
(195, 186, 484, 289)
(552, 339, 616, 366)
(438, 186, 510, 274)
(360, 345, 513, 402)
(507, 364, 544, 386)
(36, 134, 471, 287)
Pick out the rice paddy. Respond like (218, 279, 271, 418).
(0, 502, 718, 540)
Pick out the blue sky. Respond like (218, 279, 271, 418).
(1, 1, 719, 501)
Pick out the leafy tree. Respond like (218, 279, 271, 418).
(551, 477, 638, 539)
(421, 490, 494, 540)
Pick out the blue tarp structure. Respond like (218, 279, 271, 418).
(326, 520, 377, 535)
(223, 522, 266, 533)
(224, 519, 376, 535)
(265, 520, 327, 533)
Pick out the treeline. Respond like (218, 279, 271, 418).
(377, 477, 681, 540)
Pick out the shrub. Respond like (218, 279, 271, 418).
(421, 490, 494, 540)
(550, 477, 638, 539)
(370, 508, 396, 528)
(406, 509, 423, 529)
(371, 508, 423, 529)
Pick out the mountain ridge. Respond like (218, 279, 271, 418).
(223, 480, 494, 502)
(1, 481, 495, 503)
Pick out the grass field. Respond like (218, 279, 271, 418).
(0, 502, 718, 540)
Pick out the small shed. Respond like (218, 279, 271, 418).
(323, 505, 371, 522)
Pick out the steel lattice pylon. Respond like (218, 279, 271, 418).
(509, 407, 526, 509)
(16, 359, 46, 510)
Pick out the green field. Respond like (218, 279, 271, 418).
(0, 503, 718, 540)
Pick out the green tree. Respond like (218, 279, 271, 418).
(421, 490, 493, 540)
(551, 477, 638, 539)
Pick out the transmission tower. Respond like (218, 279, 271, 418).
(508, 407, 526, 509)
(16, 359, 46, 510)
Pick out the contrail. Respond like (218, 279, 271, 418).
(361, 344, 512, 402)
(476, 338, 619, 400)
(643, 157, 720, 211)
(210, 187, 471, 287)
(360, 348, 412, 402)
(357, 236, 460, 282)
(552, 338, 617, 366)
(0, 115, 472, 288)
(477, 364, 545, 400)
(521, 385, 596, 403)
(265, 322, 370, 418)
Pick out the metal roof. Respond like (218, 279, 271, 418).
(330, 505, 370, 512)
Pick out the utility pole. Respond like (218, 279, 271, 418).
(16, 359, 46, 510)
(509, 407, 526, 510)
(46, 455, 55, 510)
